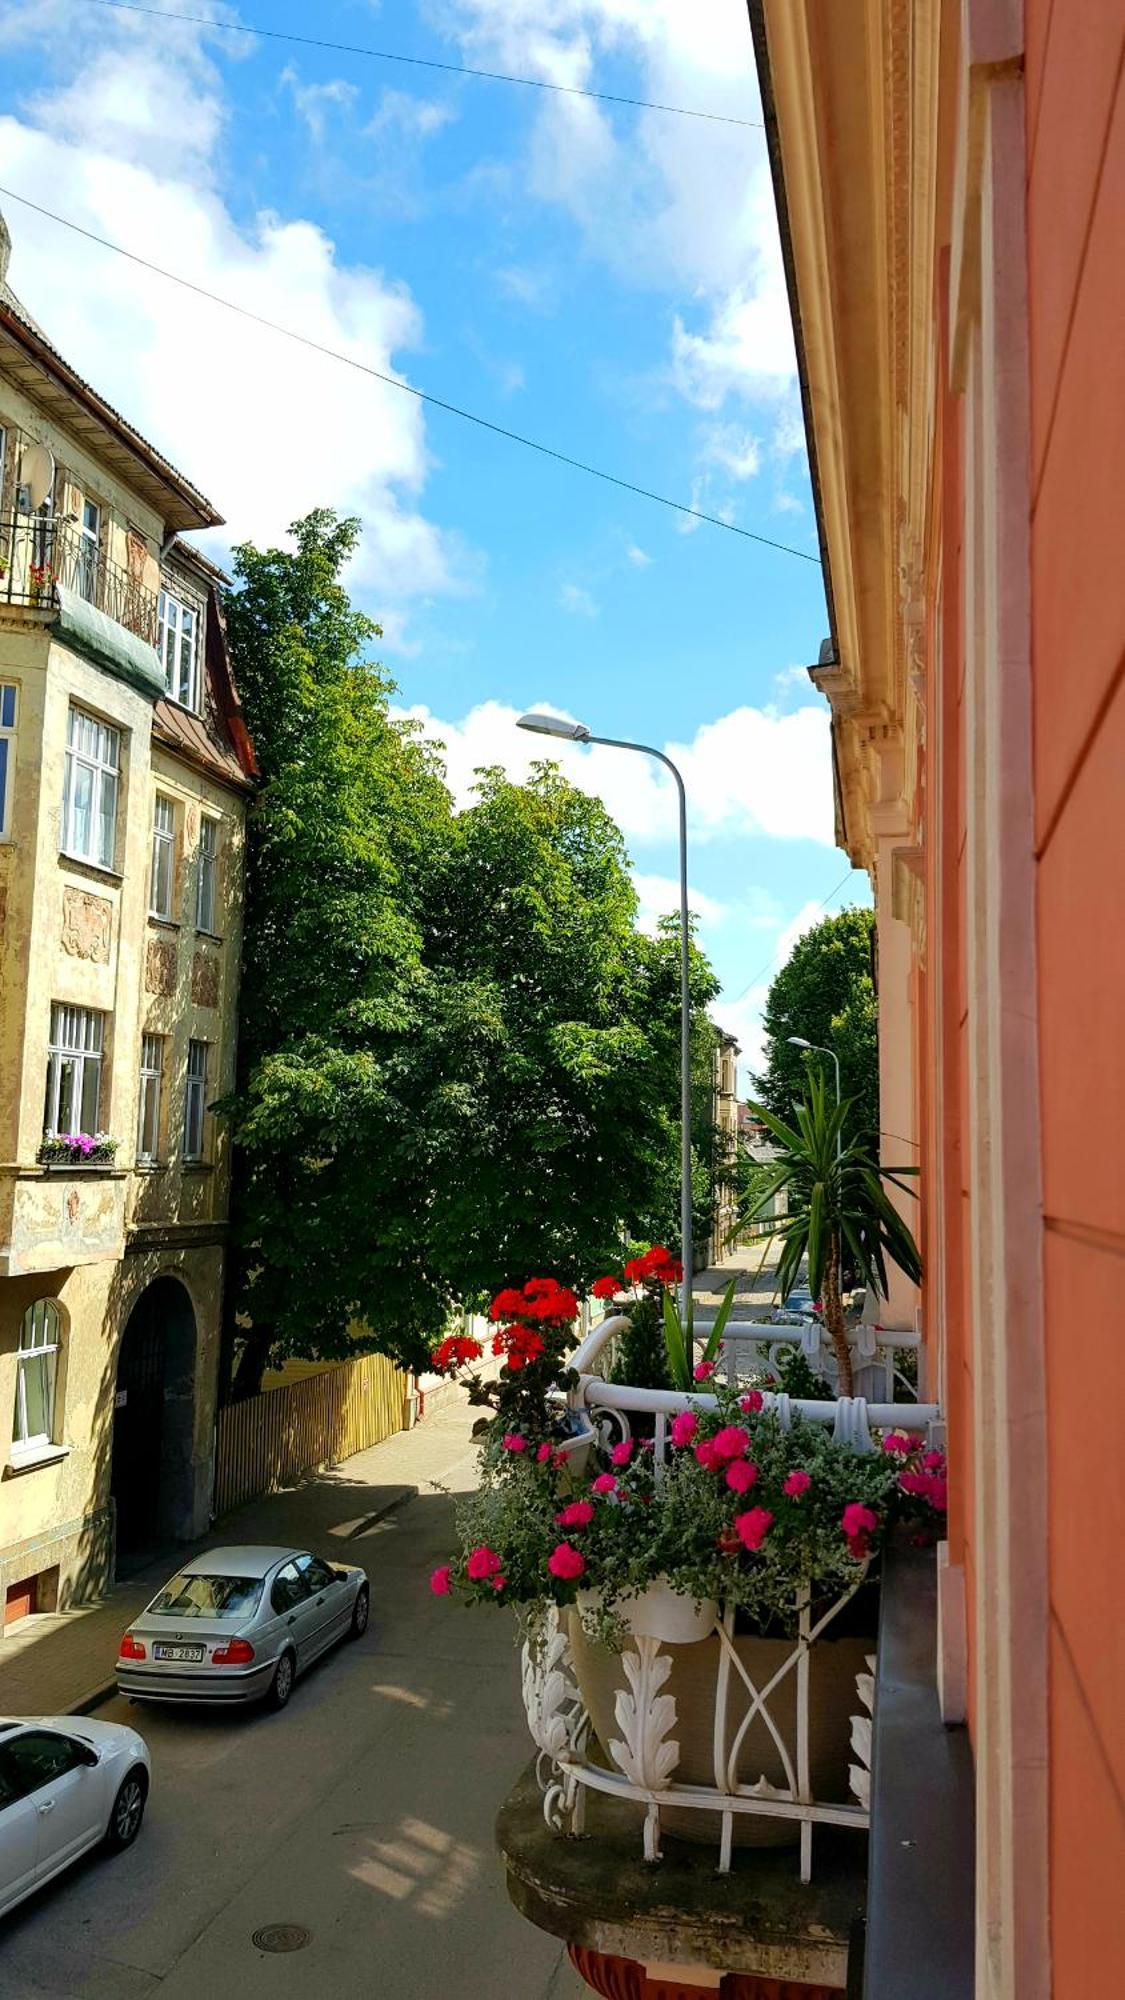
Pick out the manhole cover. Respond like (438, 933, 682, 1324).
(252, 1924, 312, 1954)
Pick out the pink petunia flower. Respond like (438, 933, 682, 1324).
(555, 1500, 595, 1529)
(783, 1469, 811, 1498)
(536, 1443, 553, 1463)
(739, 1390, 764, 1414)
(725, 1459, 758, 1494)
(611, 1439, 635, 1467)
(881, 1432, 913, 1456)
(694, 1439, 725, 1471)
(430, 1565, 452, 1596)
(502, 1433, 528, 1453)
(670, 1411, 699, 1448)
(548, 1541, 586, 1581)
(693, 1360, 716, 1382)
(592, 1474, 618, 1496)
(466, 1545, 502, 1582)
(734, 1506, 774, 1552)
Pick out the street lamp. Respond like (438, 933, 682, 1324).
(787, 1036, 841, 1162)
(518, 710, 694, 1311)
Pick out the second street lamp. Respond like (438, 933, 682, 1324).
(518, 710, 695, 1313)
(788, 1036, 842, 1163)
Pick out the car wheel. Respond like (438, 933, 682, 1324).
(350, 1584, 370, 1639)
(106, 1769, 148, 1851)
(268, 1648, 296, 1709)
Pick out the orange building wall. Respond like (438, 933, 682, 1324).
(1025, 1, 1125, 1983)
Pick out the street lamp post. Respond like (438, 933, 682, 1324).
(787, 1036, 841, 1161)
(518, 712, 694, 1314)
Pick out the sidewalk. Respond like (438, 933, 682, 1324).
(693, 1232, 782, 1312)
(0, 1397, 484, 1721)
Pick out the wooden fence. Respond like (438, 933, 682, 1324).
(213, 1351, 410, 1519)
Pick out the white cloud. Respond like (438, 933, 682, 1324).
(390, 697, 835, 848)
(700, 423, 762, 482)
(282, 69, 359, 145)
(366, 89, 455, 142)
(631, 872, 727, 936)
(440, 0, 799, 423)
(0, 5, 465, 624)
(495, 264, 554, 311)
(625, 542, 652, 567)
(558, 582, 599, 618)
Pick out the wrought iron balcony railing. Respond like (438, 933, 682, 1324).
(0, 511, 159, 647)
(520, 1315, 942, 1883)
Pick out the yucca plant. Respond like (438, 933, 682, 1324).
(739, 1073, 921, 1396)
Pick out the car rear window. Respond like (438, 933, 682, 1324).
(146, 1573, 263, 1619)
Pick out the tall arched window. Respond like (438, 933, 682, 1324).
(12, 1300, 61, 1448)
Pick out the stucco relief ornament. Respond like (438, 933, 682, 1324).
(145, 937, 177, 997)
(66, 1188, 80, 1224)
(191, 951, 220, 1009)
(61, 888, 112, 964)
(608, 1637, 680, 1860)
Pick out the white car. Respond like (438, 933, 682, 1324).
(0, 1715, 150, 1919)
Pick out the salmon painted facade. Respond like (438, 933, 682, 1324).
(753, 0, 1125, 1991)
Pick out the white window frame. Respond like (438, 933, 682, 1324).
(76, 497, 101, 604)
(137, 1032, 164, 1164)
(12, 1301, 62, 1450)
(196, 815, 219, 932)
(0, 678, 16, 840)
(44, 1003, 104, 1139)
(183, 1039, 209, 1161)
(158, 587, 201, 712)
(61, 706, 120, 869)
(150, 794, 176, 919)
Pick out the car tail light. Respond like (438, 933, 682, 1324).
(212, 1637, 255, 1666)
(119, 1632, 146, 1660)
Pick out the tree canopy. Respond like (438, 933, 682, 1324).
(754, 907, 878, 1146)
(221, 511, 719, 1392)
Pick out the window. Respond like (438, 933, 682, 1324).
(196, 816, 218, 932)
(61, 707, 119, 868)
(146, 1573, 263, 1620)
(2, 1732, 86, 1802)
(75, 498, 100, 603)
(136, 1033, 164, 1163)
(0, 681, 16, 840)
(157, 589, 200, 712)
(270, 1562, 306, 1615)
(12, 1301, 61, 1449)
(44, 1004, 104, 1138)
(150, 795, 176, 918)
(183, 1039, 208, 1160)
(295, 1554, 337, 1594)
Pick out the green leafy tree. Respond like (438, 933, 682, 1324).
(419, 769, 717, 1298)
(741, 1072, 921, 1395)
(755, 908, 878, 1148)
(220, 511, 455, 1396)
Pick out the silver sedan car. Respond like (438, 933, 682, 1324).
(116, 1546, 369, 1708)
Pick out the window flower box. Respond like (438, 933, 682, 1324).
(37, 1132, 119, 1168)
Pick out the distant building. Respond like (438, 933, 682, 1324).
(708, 1027, 740, 1260)
(0, 207, 256, 1627)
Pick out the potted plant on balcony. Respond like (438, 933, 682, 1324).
(740, 1072, 922, 1395)
(37, 1132, 119, 1168)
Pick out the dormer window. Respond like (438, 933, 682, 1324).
(158, 586, 200, 712)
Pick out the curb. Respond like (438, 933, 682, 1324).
(71, 1678, 118, 1717)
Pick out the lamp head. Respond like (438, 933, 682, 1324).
(517, 710, 591, 742)
(787, 1036, 812, 1050)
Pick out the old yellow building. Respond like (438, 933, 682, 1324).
(0, 209, 255, 1626)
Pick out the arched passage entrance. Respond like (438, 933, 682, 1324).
(110, 1277, 197, 1569)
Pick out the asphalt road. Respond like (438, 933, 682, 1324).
(0, 1473, 583, 2000)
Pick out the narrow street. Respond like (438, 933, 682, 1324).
(0, 1404, 584, 2000)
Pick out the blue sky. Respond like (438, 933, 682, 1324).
(0, 0, 867, 1079)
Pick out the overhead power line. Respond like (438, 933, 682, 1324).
(74, 0, 765, 130)
(0, 184, 821, 563)
(731, 867, 860, 1004)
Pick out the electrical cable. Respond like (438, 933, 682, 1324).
(729, 867, 860, 1004)
(0, 183, 822, 561)
(73, 0, 765, 129)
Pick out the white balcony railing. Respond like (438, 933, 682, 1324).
(520, 1316, 941, 1882)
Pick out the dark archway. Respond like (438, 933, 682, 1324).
(110, 1277, 197, 1571)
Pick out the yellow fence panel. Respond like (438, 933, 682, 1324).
(214, 1351, 410, 1518)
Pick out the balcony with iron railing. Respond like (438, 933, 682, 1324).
(0, 509, 159, 648)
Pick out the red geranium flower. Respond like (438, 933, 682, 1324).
(591, 1275, 621, 1299)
